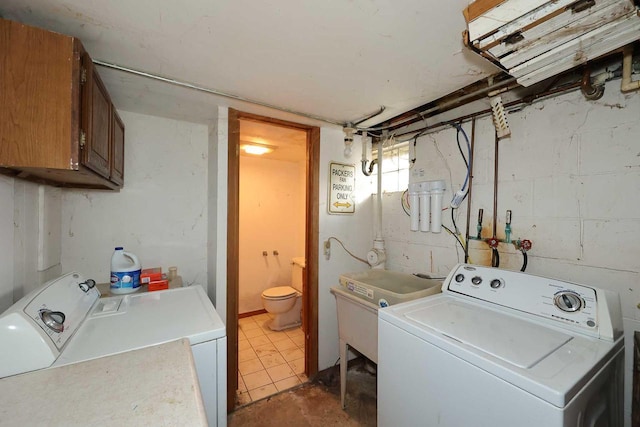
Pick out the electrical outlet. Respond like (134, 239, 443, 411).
(324, 240, 331, 260)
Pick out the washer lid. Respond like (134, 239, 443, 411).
(263, 286, 297, 299)
(53, 285, 226, 367)
(406, 300, 572, 369)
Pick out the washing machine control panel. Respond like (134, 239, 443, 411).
(444, 264, 604, 336)
(23, 272, 100, 350)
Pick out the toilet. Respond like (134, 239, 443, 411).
(261, 257, 305, 331)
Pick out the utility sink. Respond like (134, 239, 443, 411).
(330, 269, 441, 409)
(338, 269, 442, 307)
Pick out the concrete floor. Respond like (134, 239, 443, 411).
(229, 359, 377, 426)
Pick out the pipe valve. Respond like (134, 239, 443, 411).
(514, 239, 533, 252)
(487, 237, 500, 249)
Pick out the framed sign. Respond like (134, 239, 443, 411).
(328, 162, 355, 214)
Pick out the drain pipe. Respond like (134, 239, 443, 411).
(361, 132, 377, 176)
(580, 66, 605, 100)
(367, 136, 386, 269)
(621, 45, 640, 93)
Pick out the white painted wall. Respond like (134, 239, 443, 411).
(379, 82, 640, 424)
(238, 156, 306, 313)
(0, 176, 16, 311)
(60, 111, 209, 288)
(318, 131, 376, 369)
(0, 178, 62, 313)
(207, 106, 227, 314)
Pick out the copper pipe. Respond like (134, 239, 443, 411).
(493, 131, 499, 239)
(580, 66, 604, 100)
(392, 81, 582, 140)
(382, 79, 518, 132)
(490, 130, 500, 267)
(464, 118, 476, 263)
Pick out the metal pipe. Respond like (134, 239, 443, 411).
(358, 77, 518, 132)
(464, 118, 476, 263)
(493, 130, 499, 239)
(392, 81, 582, 140)
(621, 45, 640, 93)
(580, 66, 604, 100)
(92, 59, 345, 126)
(381, 79, 519, 132)
(376, 138, 384, 240)
(353, 106, 386, 126)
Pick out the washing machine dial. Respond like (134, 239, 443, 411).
(554, 291, 583, 313)
(490, 279, 503, 289)
(455, 274, 465, 283)
(39, 309, 66, 333)
(471, 276, 482, 286)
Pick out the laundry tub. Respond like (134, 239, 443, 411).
(330, 270, 442, 408)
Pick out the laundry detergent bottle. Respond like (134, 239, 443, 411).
(110, 247, 142, 294)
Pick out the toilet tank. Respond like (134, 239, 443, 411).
(291, 257, 305, 292)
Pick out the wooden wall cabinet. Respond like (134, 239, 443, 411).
(0, 18, 124, 190)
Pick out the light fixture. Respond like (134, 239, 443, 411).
(240, 143, 275, 156)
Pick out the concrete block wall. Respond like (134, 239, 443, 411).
(382, 82, 640, 320)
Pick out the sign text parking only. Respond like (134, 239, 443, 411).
(328, 162, 355, 214)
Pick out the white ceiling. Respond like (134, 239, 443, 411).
(1, 0, 500, 127)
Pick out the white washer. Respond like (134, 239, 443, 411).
(378, 264, 624, 427)
(0, 272, 227, 427)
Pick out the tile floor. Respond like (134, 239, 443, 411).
(237, 313, 307, 406)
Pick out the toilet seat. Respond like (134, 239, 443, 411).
(262, 286, 297, 300)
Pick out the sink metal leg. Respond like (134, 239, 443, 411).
(340, 338, 348, 409)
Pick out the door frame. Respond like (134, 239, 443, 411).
(227, 108, 320, 412)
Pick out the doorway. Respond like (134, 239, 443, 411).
(227, 109, 319, 412)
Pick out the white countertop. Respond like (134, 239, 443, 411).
(0, 338, 207, 426)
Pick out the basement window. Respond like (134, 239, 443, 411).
(373, 142, 410, 193)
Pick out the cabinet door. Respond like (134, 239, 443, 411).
(111, 110, 125, 186)
(0, 18, 77, 170)
(81, 54, 111, 179)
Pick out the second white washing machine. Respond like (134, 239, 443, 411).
(378, 263, 624, 427)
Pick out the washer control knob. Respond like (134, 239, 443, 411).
(455, 274, 465, 283)
(554, 291, 583, 313)
(39, 309, 66, 333)
(490, 279, 502, 289)
(471, 276, 482, 286)
(79, 279, 96, 293)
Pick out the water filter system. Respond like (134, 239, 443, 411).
(408, 180, 446, 233)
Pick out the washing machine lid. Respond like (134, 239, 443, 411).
(379, 294, 622, 408)
(263, 286, 297, 299)
(405, 300, 572, 369)
(53, 285, 226, 367)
